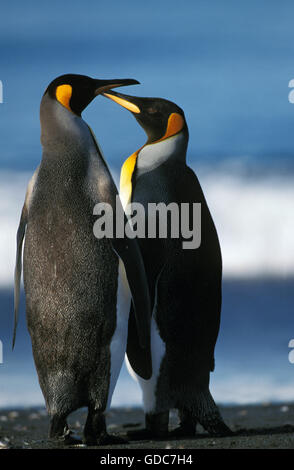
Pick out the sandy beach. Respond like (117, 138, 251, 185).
(0, 403, 293, 450)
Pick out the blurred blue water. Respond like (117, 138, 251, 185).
(1, 0, 294, 172)
(1, 280, 293, 407)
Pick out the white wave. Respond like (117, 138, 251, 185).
(197, 168, 294, 278)
(113, 370, 294, 407)
(210, 373, 294, 405)
(1, 369, 293, 408)
(0, 172, 33, 287)
(0, 168, 293, 287)
(0, 170, 120, 288)
(0, 373, 44, 408)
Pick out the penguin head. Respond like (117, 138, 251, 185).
(102, 90, 188, 144)
(44, 74, 140, 116)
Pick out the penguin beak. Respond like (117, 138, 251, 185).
(102, 90, 141, 114)
(94, 79, 140, 96)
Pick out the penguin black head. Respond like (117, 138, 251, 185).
(102, 90, 188, 144)
(44, 74, 140, 116)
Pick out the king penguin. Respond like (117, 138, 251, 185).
(13, 75, 151, 445)
(102, 90, 232, 438)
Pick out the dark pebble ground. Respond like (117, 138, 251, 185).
(0, 403, 294, 449)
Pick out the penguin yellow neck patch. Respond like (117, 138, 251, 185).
(120, 113, 184, 207)
(56, 84, 73, 112)
(120, 150, 140, 209)
(159, 112, 184, 142)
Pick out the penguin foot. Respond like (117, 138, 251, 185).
(51, 429, 82, 446)
(173, 408, 196, 438)
(169, 426, 196, 438)
(203, 421, 233, 437)
(127, 428, 168, 441)
(192, 389, 233, 438)
(133, 411, 169, 440)
(49, 416, 82, 446)
(63, 430, 83, 446)
(96, 433, 128, 446)
(83, 407, 127, 445)
(84, 432, 128, 446)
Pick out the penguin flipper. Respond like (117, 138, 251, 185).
(87, 134, 151, 360)
(126, 261, 165, 380)
(111, 233, 151, 353)
(13, 204, 27, 349)
(13, 168, 39, 349)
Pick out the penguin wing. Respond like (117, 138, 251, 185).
(126, 262, 165, 380)
(111, 227, 152, 355)
(88, 133, 152, 356)
(13, 168, 39, 349)
(170, 163, 222, 370)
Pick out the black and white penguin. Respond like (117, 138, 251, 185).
(13, 75, 151, 445)
(102, 90, 232, 438)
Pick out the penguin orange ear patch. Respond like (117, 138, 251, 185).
(162, 113, 184, 140)
(56, 84, 73, 112)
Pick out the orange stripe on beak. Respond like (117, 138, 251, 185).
(103, 93, 141, 114)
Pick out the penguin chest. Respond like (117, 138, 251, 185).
(107, 259, 132, 409)
(23, 191, 119, 344)
(125, 273, 166, 414)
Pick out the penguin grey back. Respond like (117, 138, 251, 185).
(13, 74, 151, 444)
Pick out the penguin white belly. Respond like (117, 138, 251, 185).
(106, 259, 131, 409)
(125, 280, 166, 414)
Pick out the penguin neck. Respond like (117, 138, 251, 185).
(119, 130, 188, 209)
(40, 94, 94, 176)
(136, 130, 188, 176)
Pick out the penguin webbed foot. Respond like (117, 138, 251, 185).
(169, 425, 196, 438)
(190, 389, 233, 438)
(83, 407, 128, 446)
(84, 432, 128, 446)
(170, 408, 197, 438)
(49, 414, 82, 444)
(49, 421, 82, 446)
(62, 429, 83, 445)
(97, 432, 128, 446)
(127, 427, 168, 441)
(127, 411, 169, 441)
(202, 421, 234, 437)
